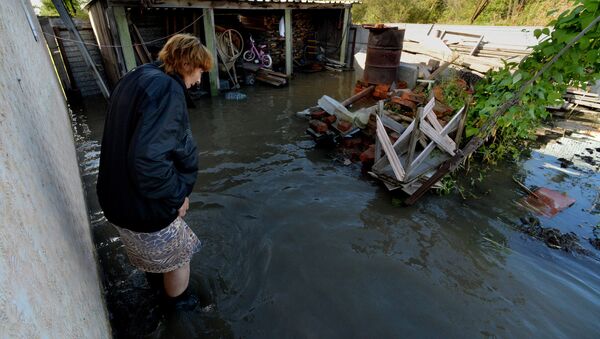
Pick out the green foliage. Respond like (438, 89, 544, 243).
(352, 0, 445, 24)
(440, 77, 470, 111)
(352, 0, 572, 26)
(38, 0, 87, 19)
(466, 0, 600, 163)
(436, 175, 457, 195)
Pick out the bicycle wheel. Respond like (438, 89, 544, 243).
(261, 54, 273, 68)
(243, 50, 255, 62)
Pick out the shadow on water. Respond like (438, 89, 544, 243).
(71, 71, 600, 338)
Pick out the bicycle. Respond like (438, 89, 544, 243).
(243, 35, 273, 68)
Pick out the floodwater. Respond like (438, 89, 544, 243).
(71, 71, 600, 338)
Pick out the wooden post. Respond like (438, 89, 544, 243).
(203, 8, 220, 96)
(339, 7, 350, 65)
(51, 0, 109, 98)
(39, 18, 72, 92)
(285, 9, 293, 77)
(113, 6, 136, 72)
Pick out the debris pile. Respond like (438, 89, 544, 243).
(519, 217, 591, 255)
(242, 63, 288, 87)
(301, 74, 472, 195)
(401, 31, 531, 76)
(546, 88, 600, 130)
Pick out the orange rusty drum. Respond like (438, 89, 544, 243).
(363, 27, 405, 85)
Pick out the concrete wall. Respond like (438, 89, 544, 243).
(0, 1, 110, 337)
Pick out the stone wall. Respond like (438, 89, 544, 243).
(0, 1, 110, 337)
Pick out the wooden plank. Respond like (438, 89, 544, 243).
(203, 8, 220, 96)
(405, 108, 422, 174)
(39, 18, 72, 91)
(376, 115, 405, 181)
(285, 9, 293, 76)
(567, 89, 599, 98)
(373, 118, 414, 171)
(454, 104, 469, 146)
(564, 93, 600, 103)
(407, 141, 436, 178)
(381, 114, 406, 135)
(131, 24, 151, 64)
(340, 85, 375, 107)
(375, 101, 384, 162)
(469, 35, 485, 56)
(425, 110, 443, 132)
(51, 0, 109, 98)
(113, 6, 136, 71)
(420, 121, 456, 155)
(339, 7, 350, 65)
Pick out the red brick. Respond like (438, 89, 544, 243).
(342, 137, 362, 148)
(391, 97, 417, 112)
(400, 91, 425, 104)
(310, 110, 327, 119)
(309, 119, 328, 133)
(337, 120, 353, 132)
(432, 86, 444, 102)
(322, 114, 337, 125)
(360, 144, 376, 163)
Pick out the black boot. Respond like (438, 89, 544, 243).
(145, 272, 164, 292)
(161, 287, 200, 311)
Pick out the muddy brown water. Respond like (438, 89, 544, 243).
(72, 72, 600, 338)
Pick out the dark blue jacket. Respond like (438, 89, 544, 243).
(97, 62, 198, 232)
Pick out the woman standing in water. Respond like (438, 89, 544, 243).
(97, 34, 212, 309)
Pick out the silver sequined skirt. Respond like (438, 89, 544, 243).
(114, 217, 201, 273)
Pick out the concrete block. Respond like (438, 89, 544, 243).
(397, 62, 418, 89)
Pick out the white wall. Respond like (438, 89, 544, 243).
(0, 1, 110, 337)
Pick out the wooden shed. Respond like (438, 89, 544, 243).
(83, 0, 358, 96)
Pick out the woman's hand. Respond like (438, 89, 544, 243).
(178, 197, 189, 218)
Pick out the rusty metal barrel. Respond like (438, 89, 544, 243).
(363, 27, 405, 85)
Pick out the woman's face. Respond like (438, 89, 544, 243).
(183, 67, 203, 89)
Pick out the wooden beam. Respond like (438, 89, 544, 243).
(203, 8, 219, 96)
(405, 108, 422, 174)
(39, 18, 72, 92)
(376, 115, 405, 181)
(131, 24, 152, 64)
(113, 6, 136, 71)
(51, 0, 109, 98)
(339, 7, 350, 65)
(108, 0, 350, 10)
(340, 85, 374, 107)
(285, 9, 292, 76)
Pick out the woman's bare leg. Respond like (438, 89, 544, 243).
(163, 262, 190, 297)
